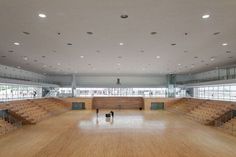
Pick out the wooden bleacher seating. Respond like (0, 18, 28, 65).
(92, 97, 144, 109)
(6, 100, 49, 124)
(219, 117, 236, 136)
(4, 98, 69, 125)
(187, 100, 234, 125)
(167, 98, 205, 113)
(0, 118, 17, 136)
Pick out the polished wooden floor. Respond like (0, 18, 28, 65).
(1, 110, 236, 157)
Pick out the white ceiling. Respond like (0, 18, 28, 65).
(0, 0, 235, 76)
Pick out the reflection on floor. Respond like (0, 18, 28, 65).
(0, 110, 236, 157)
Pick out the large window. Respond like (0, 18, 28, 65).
(0, 83, 42, 102)
(74, 88, 167, 97)
(193, 84, 236, 101)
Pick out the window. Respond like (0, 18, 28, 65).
(193, 84, 236, 102)
(0, 83, 42, 102)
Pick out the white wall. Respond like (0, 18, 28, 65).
(0, 64, 58, 87)
(48, 75, 167, 88)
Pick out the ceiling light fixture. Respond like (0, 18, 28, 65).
(222, 43, 228, 46)
(38, 13, 47, 18)
(23, 56, 28, 60)
(202, 14, 210, 19)
(14, 42, 20, 46)
(120, 14, 128, 19)
(119, 42, 124, 46)
(156, 56, 160, 59)
(210, 57, 215, 61)
(150, 32, 157, 35)
(87, 32, 93, 35)
(80, 55, 84, 58)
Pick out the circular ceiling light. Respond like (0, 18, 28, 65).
(210, 57, 215, 61)
(14, 42, 20, 45)
(23, 56, 28, 60)
(222, 43, 228, 46)
(156, 56, 160, 59)
(38, 13, 47, 18)
(87, 32, 93, 35)
(120, 14, 128, 19)
(80, 55, 84, 58)
(150, 32, 157, 35)
(23, 32, 30, 35)
(202, 14, 210, 19)
(119, 42, 124, 46)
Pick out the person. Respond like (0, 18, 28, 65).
(96, 108, 99, 117)
(110, 111, 114, 117)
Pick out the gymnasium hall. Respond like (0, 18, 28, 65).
(0, 0, 236, 157)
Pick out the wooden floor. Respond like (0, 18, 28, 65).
(1, 110, 236, 157)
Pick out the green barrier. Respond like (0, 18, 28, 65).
(150, 102, 164, 110)
(72, 102, 85, 110)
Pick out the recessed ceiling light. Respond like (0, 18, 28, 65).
(119, 42, 124, 46)
(194, 56, 198, 59)
(213, 32, 220, 35)
(222, 43, 228, 46)
(156, 56, 160, 59)
(23, 32, 30, 35)
(202, 14, 210, 19)
(23, 56, 28, 60)
(80, 55, 84, 58)
(171, 43, 176, 46)
(178, 64, 181, 66)
(38, 13, 47, 18)
(120, 14, 128, 19)
(42, 56, 46, 58)
(117, 63, 121, 66)
(67, 43, 72, 46)
(150, 32, 157, 35)
(57, 63, 61, 66)
(8, 50, 14, 53)
(210, 57, 215, 61)
(14, 42, 20, 46)
(86, 32, 93, 35)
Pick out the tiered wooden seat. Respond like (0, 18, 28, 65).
(219, 118, 236, 136)
(32, 98, 68, 115)
(0, 118, 17, 135)
(187, 101, 233, 125)
(168, 98, 205, 113)
(7, 100, 49, 124)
